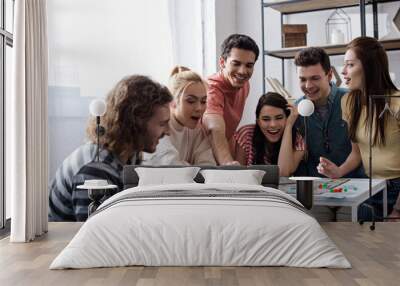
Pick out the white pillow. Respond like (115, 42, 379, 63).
(200, 169, 266, 185)
(135, 167, 201, 186)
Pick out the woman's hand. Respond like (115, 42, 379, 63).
(317, 157, 342, 178)
(286, 104, 299, 127)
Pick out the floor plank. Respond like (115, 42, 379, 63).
(0, 222, 399, 286)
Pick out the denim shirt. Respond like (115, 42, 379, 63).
(294, 84, 365, 178)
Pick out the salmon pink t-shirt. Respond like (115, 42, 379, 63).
(204, 71, 249, 140)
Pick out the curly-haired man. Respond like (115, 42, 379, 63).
(49, 75, 173, 221)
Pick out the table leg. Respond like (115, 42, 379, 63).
(351, 206, 358, 222)
(383, 184, 388, 217)
(87, 189, 106, 216)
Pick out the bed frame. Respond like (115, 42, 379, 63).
(122, 165, 280, 189)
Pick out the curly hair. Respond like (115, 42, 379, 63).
(86, 75, 173, 158)
(294, 47, 331, 74)
(169, 66, 207, 101)
(220, 34, 259, 61)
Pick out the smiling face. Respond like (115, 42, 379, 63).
(342, 49, 365, 91)
(173, 82, 207, 129)
(297, 64, 332, 106)
(256, 105, 287, 143)
(143, 104, 170, 153)
(219, 48, 256, 89)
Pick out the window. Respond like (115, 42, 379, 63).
(0, 0, 14, 232)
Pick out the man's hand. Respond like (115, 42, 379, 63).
(222, 160, 241, 166)
(203, 114, 235, 165)
(317, 157, 342, 178)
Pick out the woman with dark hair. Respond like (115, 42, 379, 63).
(234, 92, 305, 176)
(49, 75, 173, 221)
(318, 36, 400, 219)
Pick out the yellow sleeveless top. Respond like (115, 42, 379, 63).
(341, 91, 400, 179)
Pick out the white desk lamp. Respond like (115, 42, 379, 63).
(289, 99, 317, 209)
(298, 99, 314, 162)
(89, 99, 106, 162)
(298, 98, 314, 116)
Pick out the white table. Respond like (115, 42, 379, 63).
(279, 178, 387, 222)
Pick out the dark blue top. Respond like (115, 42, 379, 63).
(294, 84, 365, 178)
(49, 143, 140, 222)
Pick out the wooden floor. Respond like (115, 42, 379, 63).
(0, 222, 399, 286)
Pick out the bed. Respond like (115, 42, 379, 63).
(50, 165, 350, 269)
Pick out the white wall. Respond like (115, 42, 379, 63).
(169, 0, 203, 74)
(48, 0, 174, 91)
(47, 0, 175, 180)
(236, 0, 263, 126)
(215, 0, 237, 67)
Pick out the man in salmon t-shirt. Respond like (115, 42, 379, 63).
(202, 34, 259, 165)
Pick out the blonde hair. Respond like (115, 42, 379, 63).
(169, 66, 207, 101)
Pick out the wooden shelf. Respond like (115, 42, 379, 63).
(263, 0, 360, 14)
(263, 0, 397, 14)
(265, 38, 400, 59)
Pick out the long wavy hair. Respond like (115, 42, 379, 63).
(345, 36, 398, 146)
(252, 92, 295, 164)
(86, 75, 173, 159)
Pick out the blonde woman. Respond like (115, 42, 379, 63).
(144, 66, 216, 165)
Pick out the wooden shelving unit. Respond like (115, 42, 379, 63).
(261, 0, 400, 91)
(264, 0, 398, 14)
(265, 38, 400, 59)
(263, 0, 360, 14)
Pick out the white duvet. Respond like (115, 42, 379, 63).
(50, 183, 351, 269)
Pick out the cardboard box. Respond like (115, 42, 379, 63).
(282, 24, 307, 47)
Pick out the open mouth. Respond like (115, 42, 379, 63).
(267, 129, 280, 135)
(306, 89, 319, 97)
(190, 116, 200, 122)
(234, 74, 247, 82)
(344, 78, 351, 85)
(263, 129, 281, 138)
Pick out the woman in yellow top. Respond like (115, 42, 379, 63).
(318, 36, 400, 220)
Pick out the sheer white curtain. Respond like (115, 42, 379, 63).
(9, 0, 49, 242)
(168, 0, 217, 77)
